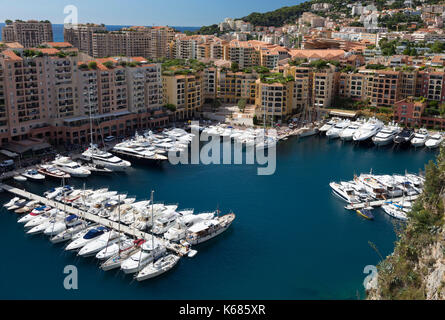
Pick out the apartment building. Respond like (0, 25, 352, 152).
(218, 71, 257, 104)
(366, 70, 402, 107)
(312, 65, 336, 109)
(163, 73, 203, 120)
(149, 27, 175, 59)
(92, 28, 151, 58)
(65, 25, 175, 59)
(125, 59, 163, 114)
(0, 62, 8, 144)
(255, 78, 296, 122)
(337, 72, 368, 101)
(1, 20, 53, 48)
(170, 36, 198, 59)
(284, 66, 312, 112)
(203, 67, 218, 100)
(227, 40, 260, 69)
(64, 24, 107, 57)
(0, 47, 168, 146)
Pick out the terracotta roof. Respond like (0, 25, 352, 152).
(32, 48, 60, 55)
(4, 42, 24, 49)
(1, 50, 22, 61)
(45, 42, 73, 48)
(289, 49, 345, 60)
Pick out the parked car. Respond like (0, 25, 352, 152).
(0, 159, 14, 167)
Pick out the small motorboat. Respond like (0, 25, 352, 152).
(22, 169, 45, 181)
(425, 133, 444, 149)
(37, 165, 71, 179)
(4, 197, 20, 208)
(13, 175, 27, 182)
(356, 207, 374, 220)
(394, 128, 414, 146)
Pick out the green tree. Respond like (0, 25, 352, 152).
(88, 61, 98, 70)
(231, 62, 239, 72)
(238, 99, 247, 112)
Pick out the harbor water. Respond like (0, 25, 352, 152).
(0, 136, 438, 299)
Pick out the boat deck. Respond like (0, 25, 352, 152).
(345, 194, 420, 210)
(0, 183, 194, 257)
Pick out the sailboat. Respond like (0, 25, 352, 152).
(80, 89, 130, 172)
(298, 105, 319, 138)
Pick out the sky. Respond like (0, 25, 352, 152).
(0, 0, 303, 27)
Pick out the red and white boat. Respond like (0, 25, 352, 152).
(37, 165, 70, 179)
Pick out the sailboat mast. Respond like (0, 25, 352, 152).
(118, 195, 121, 254)
(151, 190, 154, 248)
(87, 89, 93, 148)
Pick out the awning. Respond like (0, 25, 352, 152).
(0, 149, 19, 158)
(32, 142, 51, 151)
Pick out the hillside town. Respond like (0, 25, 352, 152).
(0, 0, 445, 154)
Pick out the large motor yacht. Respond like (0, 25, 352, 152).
(82, 145, 131, 172)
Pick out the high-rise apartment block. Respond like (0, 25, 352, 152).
(2, 20, 53, 48)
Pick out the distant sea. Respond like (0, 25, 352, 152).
(0, 23, 201, 42)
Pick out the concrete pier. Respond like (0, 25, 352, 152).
(0, 183, 193, 257)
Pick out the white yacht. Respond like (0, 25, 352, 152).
(21, 169, 45, 181)
(329, 182, 360, 204)
(411, 128, 429, 148)
(319, 118, 340, 134)
(82, 145, 131, 172)
(43, 219, 67, 236)
(354, 174, 387, 199)
(52, 156, 91, 178)
(339, 121, 363, 141)
(23, 208, 58, 228)
(78, 231, 122, 257)
(186, 213, 235, 245)
(326, 120, 350, 139)
(164, 212, 215, 242)
(95, 238, 134, 260)
(50, 221, 89, 243)
(425, 133, 444, 149)
(372, 123, 401, 146)
(381, 203, 408, 221)
(101, 239, 145, 271)
(135, 254, 180, 281)
(18, 206, 51, 223)
(27, 214, 67, 235)
(120, 239, 167, 274)
(65, 226, 108, 251)
(113, 142, 167, 161)
(353, 118, 383, 142)
(298, 125, 319, 138)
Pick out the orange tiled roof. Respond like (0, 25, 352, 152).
(4, 42, 24, 49)
(45, 42, 73, 48)
(289, 49, 345, 60)
(2, 50, 22, 61)
(33, 48, 60, 55)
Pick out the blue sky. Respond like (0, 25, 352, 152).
(0, 0, 302, 26)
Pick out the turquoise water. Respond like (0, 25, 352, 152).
(0, 136, 438, 299)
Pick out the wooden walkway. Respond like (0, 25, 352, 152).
(345, 194, 420, 210)
(0, 183, 193, 257)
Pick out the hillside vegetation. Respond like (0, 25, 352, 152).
(368, 147, 445, 299)
(195, 0, 443, 33)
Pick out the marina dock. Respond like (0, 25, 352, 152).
(0, 183, 193, 257)
(345, 194, 420, 210)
